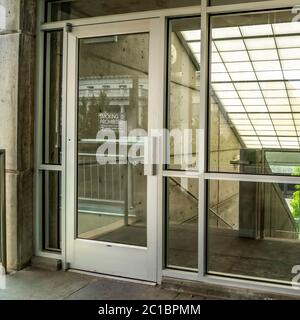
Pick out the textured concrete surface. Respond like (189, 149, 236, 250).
(0, 268, 207, 300)
(162, 277, 300, 300)
(0, 0, 36, 270)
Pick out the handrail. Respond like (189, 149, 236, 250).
(0, 150, 6, 271)
(209, 208, 234, 230)
(169, 177, 234, 229)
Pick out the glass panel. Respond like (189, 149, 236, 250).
(166, 177, 198, 270)
(43, 31, 63, 165)
(210, 0, 272, 5)
(207, 180, 300, 285)
(209, 11, 300, 176)
(46, 0, 200, 22)
(43, 171, 61, 251)
(167, 17, 200, 171)
(77, 33, 149, 247)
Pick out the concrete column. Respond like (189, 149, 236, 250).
(0, 0, 36, 270)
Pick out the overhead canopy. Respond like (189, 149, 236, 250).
(181, 21, 300, 149)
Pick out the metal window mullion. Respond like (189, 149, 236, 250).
(198, 0, 209, 280)
(207, 0, 300, 14)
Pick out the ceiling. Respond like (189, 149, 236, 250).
(181, 21, 300, 149)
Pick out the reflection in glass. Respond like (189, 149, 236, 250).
(209, 11, 300, 175)
(46, 0, 200, 22)
(166, 177, 198, 270)
(77, 33, 149, 247)
(167, 17, 200, 170)
(43, 171, 61, 251)
(43, 31, 63, 165)
(207, 180, 300, 284)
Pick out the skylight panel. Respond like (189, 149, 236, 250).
(225, 62, 253, 72)
(215, 91, 239, 99)
(188, 42, 201, 53)
(211, 63, 227, 73)
(221, 98, 242, 106)
(265, 98, 289, 105)
(215, 39, 245, 52)
(286, 81, 300, 89)
(231, 119, 251, 125)
(279, 136, 298, 142)
(212, 27, 241, 39)
(228, 113, 248, 119)
(276, 36, 300, 49)
(272, 22, 300, 35)
(271, 113, 292, 119)
(268, 105, 291, 112)
(249, 49, 278, 61)
(260, 137, 279, 142)
(262, 142, 280, 147)
(277, 130, 297, 138)
(230, 72, 256, 81)
(249, 113, 270, 119)
(291, 106, 300, 112)
(245, 143, 262, 148)
(238, 90, 262, 99)
(235, 125, 254, 131)
(262, 90, 287, 98)
(260, 81, 285, 90)
(220, 51, 249, 62)
(240, 24, 273, 37)
(242, 98, 265, 106)
(245, 38, 276, 50)
(224, 106, 246, 113)
(253, 61, 281, 72)
(256, 130, 276, 136)
(252, 119, 272, 125)
(281, 60, 300, 70)
(283, 70, 300, 80)
(211, 73, 231, 82)
(272, 119, 294, 126)
(238, 130, 256, 136)
(279, 48, 300, 60)
(288, 90, 300, 98)
(212, 83, 235, 91)
(181, 30, 201, 41)
(244, 105, 268, 112)
(275, 125, 296, 131)
(234, 82, 259, 90)
(256, 71, 283, 81)
(211, 43, 217, 52)
(290, 98, 300, 105)
(212, 52, 222, 63)
(242, 137, 260, 142)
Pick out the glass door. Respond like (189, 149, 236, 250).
(65, 19, 162, 281)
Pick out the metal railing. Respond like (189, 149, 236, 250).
(0, 150, 6, 271)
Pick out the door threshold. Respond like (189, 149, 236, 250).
(68, 269, 157, 286)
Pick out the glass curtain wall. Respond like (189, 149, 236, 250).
(42, 31, 63, 251)
(207, 10, 300, 285)
(166, 17, 200, 271)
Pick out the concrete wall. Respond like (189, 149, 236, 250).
(208, 99, 241, 228)
(0, 0, 36, 270)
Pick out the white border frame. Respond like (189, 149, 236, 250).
(35, 0, 300, 296)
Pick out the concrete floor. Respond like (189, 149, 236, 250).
(0, 268, 207, 300)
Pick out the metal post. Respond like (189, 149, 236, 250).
(0, 150, 6, 272)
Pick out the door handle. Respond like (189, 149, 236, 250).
(144, 136, 158, 176)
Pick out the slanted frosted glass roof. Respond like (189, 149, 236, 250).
(181, 21, 300, 149)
